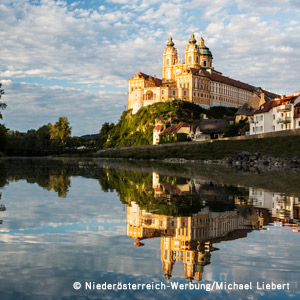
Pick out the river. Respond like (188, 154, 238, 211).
(0, 158, 299, 299)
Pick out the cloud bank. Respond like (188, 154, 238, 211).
(0, 0, 299, 135)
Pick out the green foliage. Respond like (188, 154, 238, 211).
(0, 83, 6, 120)
(224, 118, 249, 137)
(98, 122, 115, 148)
(224, 123, 239, 137)
(50, 117, 72, 146)
(104, 100, 237, 148)
(159, 132, 189, 144)
(0, 124, 7, 152)
(36, 124, 51, 140)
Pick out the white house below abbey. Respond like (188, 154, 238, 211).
(128, 33, 278, 114)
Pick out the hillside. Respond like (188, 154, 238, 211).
(104, 100, 237, 148)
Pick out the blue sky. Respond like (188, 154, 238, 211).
(0, 0, 300, 136)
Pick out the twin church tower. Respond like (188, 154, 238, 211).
(128, 33, 277, 114)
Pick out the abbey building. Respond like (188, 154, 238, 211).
(128, 33, 278, 114)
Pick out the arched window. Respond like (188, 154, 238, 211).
(166, 58, 170, 65)
(203, 61, 207, 67)
(189, 56, 192, 63)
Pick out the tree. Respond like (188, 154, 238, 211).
(0, 125, 7, 153)
(98, 122, 115, 148)
(37, 124, 51, 141)
(0, 83, 6, 120)
(50, 117, 72, 146)
(223, 118, 249, 137)
(0, 83, 7, 152)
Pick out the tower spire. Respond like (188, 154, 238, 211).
(167, 35, 175, 47)
(189, 32, 196, 44)
(199, 33, 205, 46)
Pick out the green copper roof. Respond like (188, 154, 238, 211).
(199, 45, 212, 57)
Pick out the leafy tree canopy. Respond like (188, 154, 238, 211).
(50, 117, 72, 146)
(0, 83, 6, 120)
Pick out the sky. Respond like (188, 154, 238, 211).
(0, 0, 300, 136)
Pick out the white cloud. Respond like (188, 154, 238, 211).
(1, 81, 125, 135)
(0, 0, 300, 134)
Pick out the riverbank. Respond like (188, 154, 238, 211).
(95, 135, 300, 161)
(1, 156, 300, 194)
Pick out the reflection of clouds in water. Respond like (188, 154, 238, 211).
(205, 227, 300, 292)
(0, 229, 299, 299)
(0, 233, 163, 299)
(0, 164, 300, 299)
(0, 177, 125, 232)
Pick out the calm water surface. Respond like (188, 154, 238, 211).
(0, 158, 299, 300)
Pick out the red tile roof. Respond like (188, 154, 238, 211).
(264, 90, 280, 99)
(160, 183, 190, 195)
(188, 68, 279, 98)
(254, 100, 280, 114)
(160, 122, 190, 135)
(129, 72, 162, 86)
(254, 95, 300, 114)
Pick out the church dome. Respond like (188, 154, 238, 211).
(199, 45, 212, 57)
(198, 37, 213, 57)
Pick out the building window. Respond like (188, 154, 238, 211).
(273, 115, 275, 120)
(184, 91, 186, 96)
(189, 56, 192, 63)
(203, 61, 206, 67)
(273, 125, 275, 131)
(162, 90, 164, 94)
(166, 58, 170, 65)
(173, 90, 175, 95)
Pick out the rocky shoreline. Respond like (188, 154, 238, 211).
(164, 152, 300, 173)
(223, 152, 300, 172)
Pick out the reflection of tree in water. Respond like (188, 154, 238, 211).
(96, 169, 240, 216)
(0, 161, 8, 188)
(47, 171, 71, 198)
(0, 159, 72, 198)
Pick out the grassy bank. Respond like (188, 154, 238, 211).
(95, 135, 300, 160)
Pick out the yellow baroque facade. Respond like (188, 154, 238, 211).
(128, 33, 278, 114)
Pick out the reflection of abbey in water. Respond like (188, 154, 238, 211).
(126, 172, 300, 282)
(127, 173, 265, 282)
(127, 201, 263, 282)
